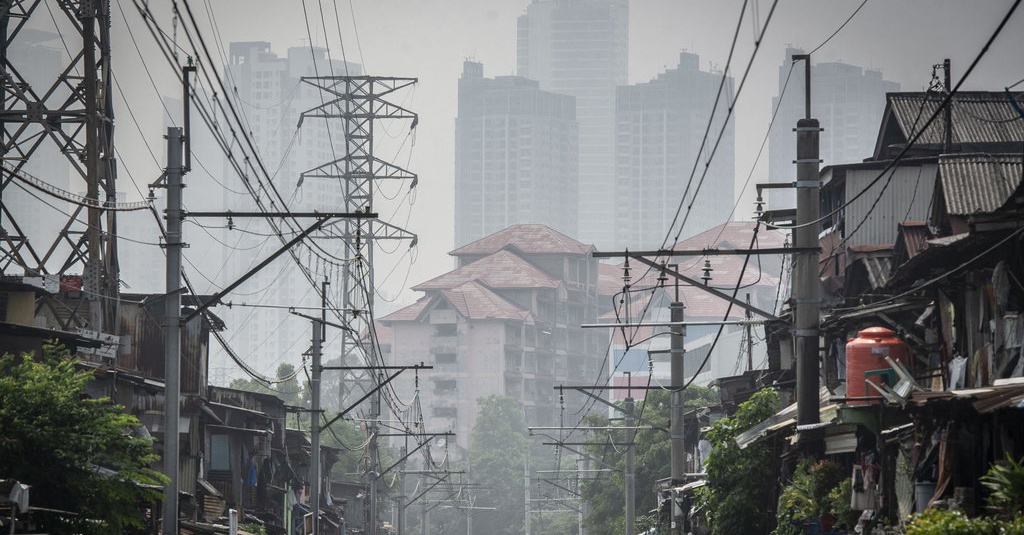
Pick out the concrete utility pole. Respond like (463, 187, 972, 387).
(162, 126, 185, 535)
(791, 55, 821, 433)
(624, 395, 636, 535)
(669, 269, 686, 533)
(525, 457, 531, 535)
(746, 293, 754, 372)
(311, 284, 325, 534)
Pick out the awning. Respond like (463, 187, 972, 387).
(735, 388, 837, 449)
(673, 480, 707, 493)
(910, 381, 1024, 413)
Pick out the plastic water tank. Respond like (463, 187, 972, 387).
(845, 327, 909, 404)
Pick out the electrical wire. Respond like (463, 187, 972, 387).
(771, 0, 1023, 232)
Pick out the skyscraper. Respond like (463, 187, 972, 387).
(768, 47, 899, 208)
(1, 30, 71, 273)
(614, 52, 735, 248)
(517, 0, 628, 250)
(454, 61, 578, 247)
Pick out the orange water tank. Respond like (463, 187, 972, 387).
(845, 327, 909, 404)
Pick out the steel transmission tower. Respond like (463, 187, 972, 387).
(0, 0, 121, 331)
(299, 75, 418, 535)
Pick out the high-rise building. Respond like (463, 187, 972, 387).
(206, 42, 360, 379)
(2, 30, 71, 272)
(768, 47, 899, 208)
(614, 52, 735, 248)
(454, 61, 578, 247)
(517, 0, 628, 250)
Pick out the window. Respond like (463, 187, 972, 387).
(435, 324, 457, 337)
(432, 407, 457, 418)
(210, 434, 230, 471)
(435, 353, 457, 365)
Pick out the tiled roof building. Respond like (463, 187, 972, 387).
(380, 225, 605, 452)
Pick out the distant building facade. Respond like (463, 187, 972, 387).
(381, 225, 606, 452)
(454, 61, 578, 247)
(517, 0, 629, 250)
(768, 47, 899, 208)
(2, 30, 71, 274)
(614, 52, 736, 248)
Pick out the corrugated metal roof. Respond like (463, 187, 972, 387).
(451, 224, 594, 256)
(938, 153, 1024, 215)
(414, 249, 560, 290)
(889, 92, 1024, 145)
(851, 254, 892, 290)
(896, 221, 930, 259)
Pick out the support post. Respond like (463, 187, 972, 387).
(669, 295, 685, 532)
(162, 127, 185, 535)
(795, 117, 821, 431)
(943, 58, 952, 151)
(746, 293, 754, 372)
(624, 396, 636, 535)
(311, 299, 324, 534)
(525, 457, 531, 535)
(793, 87, 822, 440)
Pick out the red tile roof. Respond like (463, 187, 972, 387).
(379, 296, 431, 323)
(378, 283, 531, 323)
(414, 250, 560, 291)
(451, 224, 594, 257)
(670, 221, 788, 251)
(440, 281, 531, 321)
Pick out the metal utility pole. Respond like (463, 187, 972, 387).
(624, 395, 636, 535)
(791, 55, 821, 433)
(162, 127, 185, 535)
(310, 282, 325, 534)
(746, 293, 754, 372)
(298, 77, 418, 535)
(942, 59, 952, 152)
(0, 0, 121, 330)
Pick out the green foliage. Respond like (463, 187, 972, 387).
(695, 387, 780, 535)
(980, 454, 1024, 519)
(469, 395, 529, 535)
(580, 386, 718, 535)
(240, 523, 268, 535)
(0, 342, 168, 534)
(904, 509, 1003, 535)
(772, 458, 848, 535)
(827, 478, 856, 528)
(229, 363, 304, 405)
(537, 512, 580, 535)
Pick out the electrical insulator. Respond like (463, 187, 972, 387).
(701, 259, 714, 285)
(754, 194, 764, 218)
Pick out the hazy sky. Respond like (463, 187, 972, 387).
(102, 0, 1023, 313)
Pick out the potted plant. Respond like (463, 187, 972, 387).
(773, 458, 848, 535)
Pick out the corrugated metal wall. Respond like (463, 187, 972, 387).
(844, 163, 937, 247)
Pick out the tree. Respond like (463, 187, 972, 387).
(695, 387, 780, 535)
(0, 342, 167, 534)
(468, 395, 529, 535)
(229, 363, 304, 405)
(581, 386, 719, 535)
